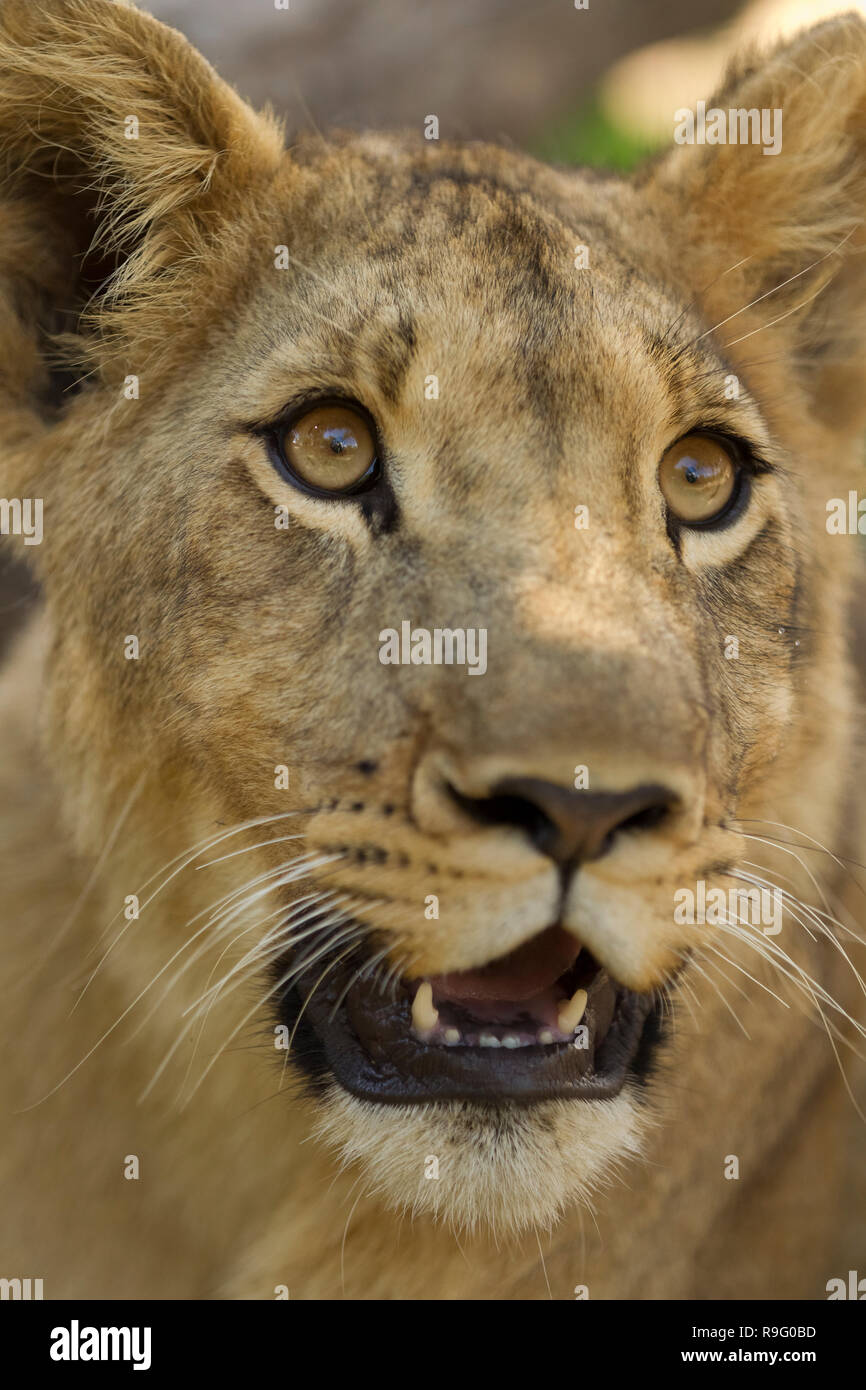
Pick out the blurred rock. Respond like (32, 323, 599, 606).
(602, 0, 866, 143)
(146, 0, 744, 144)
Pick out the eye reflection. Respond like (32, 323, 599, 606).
(658, 433, 738, 525)
(279, 404, 378, 494)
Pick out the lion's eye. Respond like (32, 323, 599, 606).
(278, 404, 378, 495)
(658, 433, 739, 525)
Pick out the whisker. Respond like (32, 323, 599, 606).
(20, 772, 145, 983)
(733, 830, 835, 917)
(70, 815, 316, 1005)
(195, 832, 306, 868)
(327, 939, 395, 1023)
(71, 847, 334, 1013)
(181, 903, 369, 1104)
(691, 229, 854, 345)
(182, 891, 354, 1019)
(732, 817, 866, 893)
(687, 955, 750, 1037)
(715, 918, 866, 1039)
(175, 891, 346, 1094)
(661, 253, 751, 344)
(22, 857, 341, 1109)
(148, 905, 366, 1106)
(723, 278, 838, 349)
(733, 869, 866, 1005)
(705, 937, 790, 1010)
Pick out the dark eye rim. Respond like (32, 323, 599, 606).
(659, 428, 755, 533)
(262, 394, 383, 501)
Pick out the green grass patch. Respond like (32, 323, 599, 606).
(533, 96, 663, 173)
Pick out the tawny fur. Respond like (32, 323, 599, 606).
(1, 0, 865, 1298)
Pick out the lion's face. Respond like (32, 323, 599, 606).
(9, 5, 866, 1236)
(42, 138, 830, 1231)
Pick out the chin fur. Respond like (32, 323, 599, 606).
(313, 1084, 649, 1236)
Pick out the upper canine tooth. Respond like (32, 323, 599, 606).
(411, 981, 439, 1033)
(557, 987, 588, 1035)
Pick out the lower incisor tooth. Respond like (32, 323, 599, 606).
(412, 981, 439, 1033)
(557, 987, 588, 1036)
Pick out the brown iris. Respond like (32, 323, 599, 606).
(281, 404, 377, 493)
(658, 433, 738, 525)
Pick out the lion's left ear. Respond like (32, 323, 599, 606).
(0, 0, 284, 492)
(641, 13, 866, 433)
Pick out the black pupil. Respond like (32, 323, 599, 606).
(684, 460, 700, 484)
(326, 427, 354, 456)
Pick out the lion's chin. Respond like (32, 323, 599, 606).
(312, 1084, 649, 1236)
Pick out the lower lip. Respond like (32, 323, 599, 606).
(279, 946, 658, 1105)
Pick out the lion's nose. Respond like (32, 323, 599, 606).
(448, 777, 678, 869)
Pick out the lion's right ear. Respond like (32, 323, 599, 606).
(0, 0, 283, 491)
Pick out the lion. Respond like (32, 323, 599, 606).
(0, 0, 864, 1300)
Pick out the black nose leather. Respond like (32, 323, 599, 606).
(452, 777, 676, 868)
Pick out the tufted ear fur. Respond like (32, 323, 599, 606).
(642, 14, 866, 438)
(0, 0, 283, 493)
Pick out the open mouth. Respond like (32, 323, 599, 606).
(278, 921, 660, 1104)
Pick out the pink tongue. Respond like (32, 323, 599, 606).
(438, 986, 565, 1028)
(429, 925, 580, 1004)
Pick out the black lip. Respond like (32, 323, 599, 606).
(274, 927, 660, 1106)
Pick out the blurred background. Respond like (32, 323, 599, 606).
(1, 0, 861, 650)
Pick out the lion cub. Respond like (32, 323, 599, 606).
(0, 0, 865, 1299)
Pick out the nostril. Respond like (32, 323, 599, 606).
(616, 800, 671, 836)
(446, 784, 556, 845)
(592, 801, 670, 860)
(447, 776, 678, 868)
